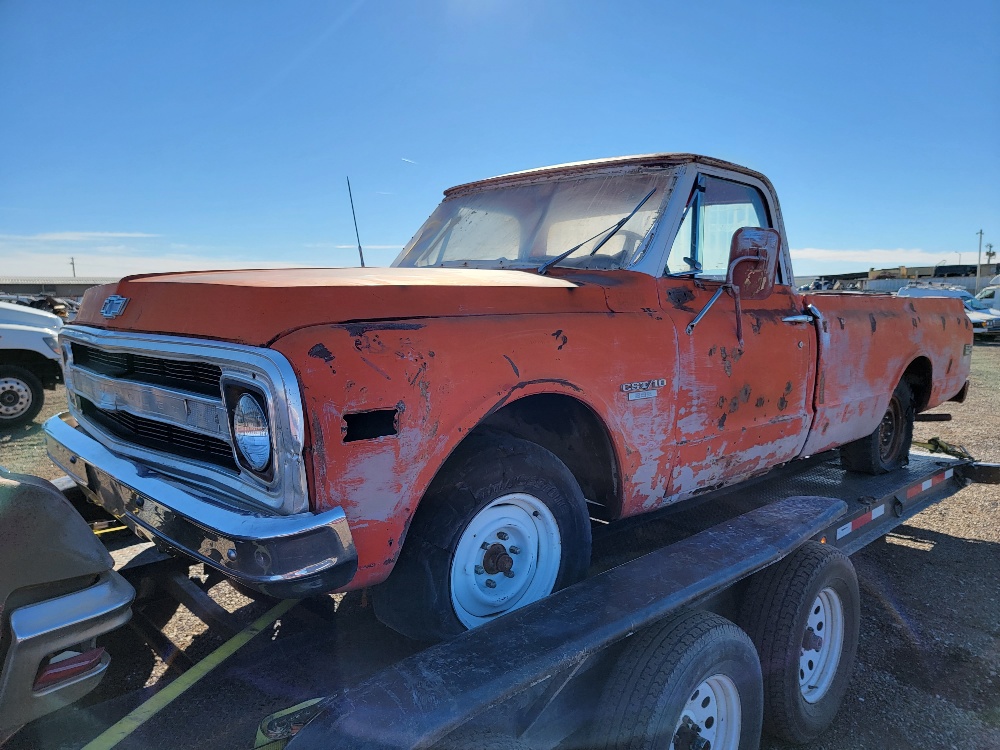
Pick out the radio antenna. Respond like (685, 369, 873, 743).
(346, 176, 366, 268)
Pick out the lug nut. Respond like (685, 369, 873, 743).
(504, 571, 515, 579)
(509, 546, 520, 555)
(481, 542, 490, 550)
(497, 531, 509, 541)
(485, 579, 497, 588)
(474, 565, 485, 575)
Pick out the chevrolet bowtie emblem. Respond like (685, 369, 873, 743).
(100, 295, 130, 319)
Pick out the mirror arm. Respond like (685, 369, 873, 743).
(684, 254, 762, 348)
(685, 285, 728, 336)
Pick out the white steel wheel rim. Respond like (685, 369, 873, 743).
(450, 492, 562, 629)
(0, 377, 33, 418)
(800, 586, 845, 703)
(671, 673, 742, 750)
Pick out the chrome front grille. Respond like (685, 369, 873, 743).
(71, 343, 223, 395)
(60, 326, 309, 515)
(80, 397, 237, 469)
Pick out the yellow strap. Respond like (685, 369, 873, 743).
(82, 597, 298, 750)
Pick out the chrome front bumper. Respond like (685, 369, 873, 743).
(0, 570, 133, 734)
(44, 413, 358, 598)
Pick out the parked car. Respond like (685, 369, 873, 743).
(0, 301, 64, 427)
(0, 469, 134, 743)
(45, 153, 971, 641)
(974, 284, 1000, 312)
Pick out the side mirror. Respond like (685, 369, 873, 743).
(728, 227, 780, 301)
(685, 226, 782, 349)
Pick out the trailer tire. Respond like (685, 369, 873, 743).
(737, 541, 860, 744)
(592, 610, 763, 750)
(840, 379, 914, 474)
(0, 365, 44, 427)
(434, 729, 534, 749)
(373, 431, 591, 642)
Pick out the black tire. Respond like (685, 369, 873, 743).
(592, 610, 763, 750)
(373, 431, 591, 642)
(0, 365, 44, 428)
(840, 379, 914, 474)
(737, 541, 860, 744)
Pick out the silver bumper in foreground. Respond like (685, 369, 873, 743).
(44, 413, 358, 599)
(0, 570, 133, 734)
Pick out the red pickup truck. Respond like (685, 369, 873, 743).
(45, 154, 971, 641)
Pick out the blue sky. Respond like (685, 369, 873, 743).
(1, 0, 998, 279)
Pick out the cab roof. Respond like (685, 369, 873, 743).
(444, 153, 774, 197)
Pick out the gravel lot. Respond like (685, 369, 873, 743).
(2, 343, 998, 749)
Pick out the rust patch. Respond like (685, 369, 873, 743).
(818, 372, 825, 405)
(667, 287, 696, 312)
(755, 396, 765, 408)
(340, 321, 424, 337)
(911, 317, 918, 328)
(947, 358, 952, 374)
(551, 330, 568, 350)
(717, 396, 726, 408)
(717, 413, 727, 430)
(777, 394, 788, 411)
(308, 343, 335, 363)
(940, 315, 947, 330)
(729, 397, 740, 414)
(748, 312, 762, 335)
(784, 381, 793, 394)
(837, 317, 846, 330)
(708, 345, 717, 357)
(503, 355, 520, 377)
(739, 384, 752, 403)
(869, 313, 877, 333)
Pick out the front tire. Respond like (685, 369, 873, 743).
(0, 366, 44, 428)
(592, 611, 763, 750)
(737, 541, 860, 744)
(373, 431, 591, 642)
(840, 379, 914, 474)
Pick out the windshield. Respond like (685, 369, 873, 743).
(393, 170, 675, 270)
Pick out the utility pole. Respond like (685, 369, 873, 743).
(70, 257, 76, 278)
(986, 242, 995, 267)
(976, 229, 984, 292)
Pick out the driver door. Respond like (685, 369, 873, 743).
(657, 173, 815, 500)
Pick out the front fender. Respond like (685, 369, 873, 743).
(272, 314, 667, 588)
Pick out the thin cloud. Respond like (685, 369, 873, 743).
(0, 231, 160, 242)
(401, 158, 418, 164)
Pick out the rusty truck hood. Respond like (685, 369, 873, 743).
(73, 267, 654, 346)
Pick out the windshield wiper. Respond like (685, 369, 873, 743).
(538, 188, 657, 275)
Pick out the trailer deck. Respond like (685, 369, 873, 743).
(6, 450, 997, 750)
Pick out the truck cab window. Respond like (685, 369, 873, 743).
(666, 175, 771, 279)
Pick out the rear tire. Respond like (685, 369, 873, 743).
(592, 611, 763, 750)
(0, 366, 44, 428)
(840, 379, 913, 474)
(373, 431, 591, 642)
(737, 542, 860, 744)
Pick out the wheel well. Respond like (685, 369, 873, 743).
(0, 350, 62, 389)
(902, 357, 932, 412)
(474, 394, 621, 521)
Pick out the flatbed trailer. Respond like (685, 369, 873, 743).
(262, 449, 1000, 750)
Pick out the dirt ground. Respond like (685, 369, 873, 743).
(1, 342, 998, 749)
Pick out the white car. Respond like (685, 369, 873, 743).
(0, 302, 64, 427)
(974, 285, 1000, 313)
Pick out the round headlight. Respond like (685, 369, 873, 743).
(233, 393, 271, 472)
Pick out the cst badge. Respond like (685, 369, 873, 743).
(621, 378, 667, 401)
(100, 295, 130, 319)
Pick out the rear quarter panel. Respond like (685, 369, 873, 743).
(801, 294, 971, 455)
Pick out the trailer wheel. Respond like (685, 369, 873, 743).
(737, 541, 860, 744)
(592, 611, 763, 750)
(840, 379, 913, 474)
(0, 366, 44, 427)
(373, 431, 591, 641)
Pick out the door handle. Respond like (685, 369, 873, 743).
(782, 315, 813, 324)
